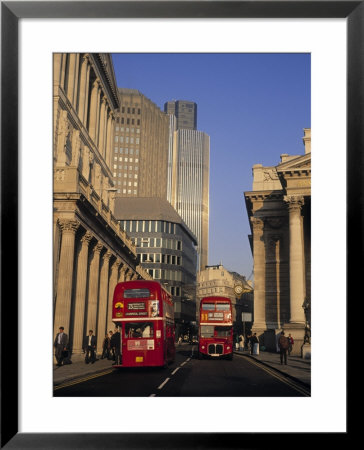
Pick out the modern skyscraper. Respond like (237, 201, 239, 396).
(165, 99, 210, 271)
(164, 100, 197, 130)
(113, 88, 169, 198)
(175, 129, 210, 270)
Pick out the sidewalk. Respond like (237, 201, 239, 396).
(234, 349, 311, 388)
(53, 357, 117, 386)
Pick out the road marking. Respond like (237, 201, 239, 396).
(180, 361, 187, 366)
(149, 394, 156, 397)
(236, 354, 310, 396)
(54, 369, 113, 391)
(187, 358, 191, 361)
(157, 378, 170, 390)
(171, 367, 180, 375)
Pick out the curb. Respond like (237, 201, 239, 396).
(53, 364, 115, 387)
(234, 351, 311, 389)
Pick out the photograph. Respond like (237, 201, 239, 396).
(52, 52, 311, 398)
(2, 1, 356, 446)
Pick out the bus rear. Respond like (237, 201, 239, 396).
(112, 280, 175, 368)
(198, 296, 233, 360)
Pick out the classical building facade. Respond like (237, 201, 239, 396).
(53, 53, 151, 359)
(244, 129, 311, 356)
(112, 88, 170, 198)
(114, 197, 198, 337)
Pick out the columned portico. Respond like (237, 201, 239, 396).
(53, 53, 151, 363)
(244, 129, 311, 357)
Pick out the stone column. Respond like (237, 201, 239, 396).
(53, 54, 63, 86)
(77, 54, 90, 123)
(251, 217, 267, 334)
(118, 265, 129, 283)
(72, 231, 93, 357)
(98, 97, 107, 157)
(284, 196, 306, 325)
(97, 250, 112, 354)
(86, 242, 103, 333)
(66, 53, 78, 106)
(88, 79, 100, 142)
(107, 258, 121, 331)
(54, 219, 79, 338)
(105, 110, 113, 169)
(60, 54, 67, 88)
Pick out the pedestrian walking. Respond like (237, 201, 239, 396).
(54, 326, 68, 366)
(83, 330, 97, 364)
(101, 333, 110, 359)
(111, 327, 121, 365)
(108, 330, 115, 360)
(250, 333, 259, 355)
(278, 331, 289, 365)
(239, 334, 245, 351)
(288, 333, 294, 355)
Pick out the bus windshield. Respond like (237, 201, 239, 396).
(200, 325, 231, 338)
(125, 322, 154, 338)
(215, 326, 231, 337)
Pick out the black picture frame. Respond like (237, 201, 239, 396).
(1, 1, 358, 448)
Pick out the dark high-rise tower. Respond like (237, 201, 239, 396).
(164, 100, 197, 130)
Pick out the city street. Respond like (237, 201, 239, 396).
(54, 344, 310, 397)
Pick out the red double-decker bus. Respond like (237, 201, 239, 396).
(198, 296, 233, 360)
(112, 280, 175, 368)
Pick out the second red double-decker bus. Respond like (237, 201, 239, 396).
(112, 280, 175, 368)
(198, 296, 233, 360)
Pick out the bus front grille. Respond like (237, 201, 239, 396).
(208, 344, 224, 355)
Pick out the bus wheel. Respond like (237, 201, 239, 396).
(227, 353, 233, 360)
(198, 351, 202, 360)
(163, 360, 168, 369)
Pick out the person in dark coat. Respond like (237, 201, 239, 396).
(108, 330, 114, 360)
(54, 327, 68, 366)
(83, 330, 97, 364)
(250, 333, 259, 355)
(110, 328, 121, 365)
(101, 333, 110, 359)
(278, 331, 289, 365)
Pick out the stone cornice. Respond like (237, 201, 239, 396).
(244, 190, 283, 202)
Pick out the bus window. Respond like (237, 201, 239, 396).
(125, 322, 154, 338)
(216, 304, 230, 311)
(124, 289, 150, 298)
(200, 325, 214, 338)
(215, 326, 231, 337)
(201, 303, 215, 311)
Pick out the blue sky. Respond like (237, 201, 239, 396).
(111, 53, 311, 278)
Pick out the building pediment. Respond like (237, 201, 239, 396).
(277, 153, 311, 173)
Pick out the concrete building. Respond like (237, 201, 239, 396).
(196, 264, 253, 335)
(164, 100, 197, 130)
(53, 53, 151, 359)
(114, 197, 198, 337)
(113, 88, 169, 198)
(244, 129, 311, 357)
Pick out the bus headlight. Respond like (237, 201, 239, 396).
(227, 346, 230, 350)
(201, 346, 205, 349)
